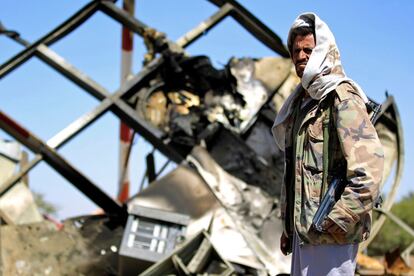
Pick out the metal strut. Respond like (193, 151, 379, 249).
(0, 111, 126, 217)
(0, 0, 101, 79)
(207, 0, 290, 57)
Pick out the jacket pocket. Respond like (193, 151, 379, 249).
(303, 118, 324, 172)
(302, 118, 324, 201)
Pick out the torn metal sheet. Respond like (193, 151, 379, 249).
(270, 67, 300, 114)
(207, 208, 270, 272)
(0, 140, 21, 182)
(187, 146, 291, 275)
(0, 183, 43, 225)
(0, 139, 42, 225)
(253, 57, 292, 93)
(127, 161, 287, 273)
(229, 57, 268, 131)
(136, 55, 293, 141)
(207, 126, 282, 197)
(128, 164, 218, 219)
(0, 139, 21, 163)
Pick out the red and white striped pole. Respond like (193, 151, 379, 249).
(118, 0, 135, 203)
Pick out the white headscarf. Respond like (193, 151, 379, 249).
(272, 12, 368, 150)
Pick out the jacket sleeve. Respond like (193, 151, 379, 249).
(328, 93, 384, 232)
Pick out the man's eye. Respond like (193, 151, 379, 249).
(304, 48, 313, 54)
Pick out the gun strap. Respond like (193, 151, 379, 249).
(321, 94, 334, 200)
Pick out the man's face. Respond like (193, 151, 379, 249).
(291, 34, 315, 78)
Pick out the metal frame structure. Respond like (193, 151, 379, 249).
(0, 0, 288, 218)
(360, 95, 405, 251)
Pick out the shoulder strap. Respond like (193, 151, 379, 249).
(321, 93, 335, 199)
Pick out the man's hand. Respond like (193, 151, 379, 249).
(280, 233, 291, 255)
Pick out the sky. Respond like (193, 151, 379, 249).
(0, 1, 412, 220)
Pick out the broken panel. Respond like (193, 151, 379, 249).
(118, 205, 190, 275)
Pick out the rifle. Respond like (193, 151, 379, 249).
(311, 99, 382, 233)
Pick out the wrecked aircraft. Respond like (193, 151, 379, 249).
(0, 0, 405, 275)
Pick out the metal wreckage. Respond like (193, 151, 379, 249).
(0, 0, 407, 275)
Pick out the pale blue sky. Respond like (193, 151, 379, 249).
(0, 1, 412, 219)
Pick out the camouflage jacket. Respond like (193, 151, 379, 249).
(281, 82, 384, 245)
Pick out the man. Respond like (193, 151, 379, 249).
(272, 13, 384, 275)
